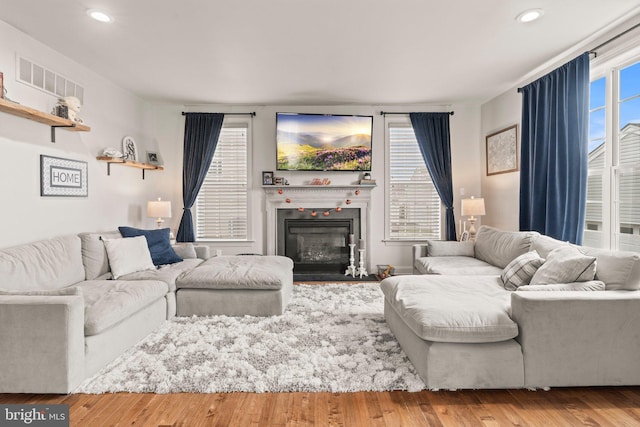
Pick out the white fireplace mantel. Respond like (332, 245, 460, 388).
(263, 185, 375, 269)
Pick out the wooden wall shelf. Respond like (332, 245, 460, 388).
(0, 98, 91, 142)
(97, 156, 164, 180)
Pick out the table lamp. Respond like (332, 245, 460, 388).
(461, 196, 485, 240)
(147, 197, 172, 228)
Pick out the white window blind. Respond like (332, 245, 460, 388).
(388, 124, 442, 239)
(195, 123, 248, 240)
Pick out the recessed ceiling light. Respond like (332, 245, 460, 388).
(516, 8, 544, 23)
(87, 9, 113, 23)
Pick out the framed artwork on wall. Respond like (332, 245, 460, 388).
(40, 155, 88, 197)
(486, 124, 518, 176)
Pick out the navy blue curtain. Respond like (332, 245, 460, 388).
(409, 113, 456, 241)
(176, 113, 225, 242)
(519, 53, 589, 244)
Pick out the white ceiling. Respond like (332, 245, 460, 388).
(0, 0, 639, 106)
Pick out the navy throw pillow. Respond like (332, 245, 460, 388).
(118, 226, 183, 266)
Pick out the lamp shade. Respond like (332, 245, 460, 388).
(461, 197, 485, 217)
(147, 199, 172, 219)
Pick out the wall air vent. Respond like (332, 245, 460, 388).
(16, 55, 84, 103)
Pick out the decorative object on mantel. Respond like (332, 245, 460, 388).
(461, 196, 485, 241)
(122, 136, 137, 161)
(275, 187, 361, 217)
(147, 197, 172, 228)
(310, 178, 331, 185)
(40, 155, 88, 197)
(345, 235, 357, 277)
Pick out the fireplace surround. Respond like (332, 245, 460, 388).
(263, 185, 374, 272)
(277, 208, 360, 273)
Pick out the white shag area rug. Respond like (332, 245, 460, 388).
(76, 283, 426, 394)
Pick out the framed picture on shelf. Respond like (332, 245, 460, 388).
(460, 230, 470, 242)
(0, 71, 4, 99)
(40, 155, 88, 197)
(262, 171, 274, 185)
(486, 124, 518, 176)
(146, 151, 162, 165)
(122, 136, 137, 161)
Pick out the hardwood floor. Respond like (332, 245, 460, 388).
(2, 387, 640, 426)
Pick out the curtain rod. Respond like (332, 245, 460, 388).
(181, 112, 256, 116)
(590, 21, 640, 57)
(380, 111, 454, 116)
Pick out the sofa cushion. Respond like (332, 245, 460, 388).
(530, 246, 596, 286)
(0, 287, 82, 296)
(530, 234, 567, 258)
(415, 256, 503, 275)
(517, 281, 605, 291)
(77, 280, 168, 336)
(118, 258, 203, 291)
(78, 231, 122, 280)
(0, 235, 85, 291)
(172, 243, 198, 260)
(177, 255, 293, 290)
(118, 227, 182, 266)
(474, 226, 539, 269)
(426, 240, 475, 257)
(103, 236, 156, 279)
(579, 247, 640, 291)
(380, 275, 518, 343)
(501, 250, 545, 291)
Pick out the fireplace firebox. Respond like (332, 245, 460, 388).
(277, 209, 360, 273)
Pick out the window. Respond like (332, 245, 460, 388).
(195, 121, 250, 240)
(386, 122, 441, 240)
(584, 52, 640, 251)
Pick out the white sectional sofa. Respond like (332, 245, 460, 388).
(0, 230, 293, 394)
(382, 226, 640, 390)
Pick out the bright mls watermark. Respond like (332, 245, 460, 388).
(1, 405, 69, 426)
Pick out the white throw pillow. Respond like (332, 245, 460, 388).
(530, 245, 596, 286)
(103, 236, 156, 279)
(501, 250, 545, 291)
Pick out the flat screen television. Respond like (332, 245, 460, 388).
(276, 112, 372, 171)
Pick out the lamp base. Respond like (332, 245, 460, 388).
(155, 218, 164, 229)
(468, 217, 477, 241)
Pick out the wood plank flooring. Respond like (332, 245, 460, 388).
(2, 387, 640, 426)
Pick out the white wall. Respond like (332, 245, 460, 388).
(153, 103, 483, 273)
(480, 90, 521, 231)
(0, 20, 164, 248)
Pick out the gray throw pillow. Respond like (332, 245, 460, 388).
(172, 243, 198, 259)
(501, 250, 545, 291)
(530, 246, 597, 286)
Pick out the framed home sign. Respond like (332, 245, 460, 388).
(40, 155, 88, 197)
(486, 124, 519, 176)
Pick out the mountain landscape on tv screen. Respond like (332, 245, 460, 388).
(277, 131, 371, 171)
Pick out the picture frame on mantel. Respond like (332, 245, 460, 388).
(262, 171, 274, 185)
(486, 124, 518, 176)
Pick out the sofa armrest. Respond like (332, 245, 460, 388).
(412, 244, 428, 261)
(194, 245, 210, 260)
(0, 295, 85, 393)
(511, 291, 640, 387)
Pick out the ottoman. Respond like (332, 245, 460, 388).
(175, 255, 294, 316)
